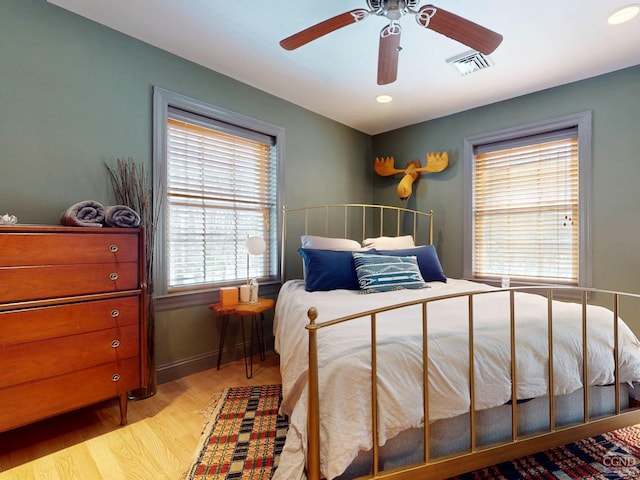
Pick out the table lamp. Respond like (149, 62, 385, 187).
(243, 236, 266, 303)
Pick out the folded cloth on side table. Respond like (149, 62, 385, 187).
(60, 200, 105, 227)
(104, 204, 141, 228)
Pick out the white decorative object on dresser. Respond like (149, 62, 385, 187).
(0, 225, 146, 433)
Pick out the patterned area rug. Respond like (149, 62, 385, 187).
(184, 384, 288, 480)
(450, 426, 640, 479)
(185, 384, 640, 479)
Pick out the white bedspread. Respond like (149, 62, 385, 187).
(272, 279, 640, 480)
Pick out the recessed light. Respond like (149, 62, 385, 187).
(376, 94, 393, 104)
(608, 5, 640, 24)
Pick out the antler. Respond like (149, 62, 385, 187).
(374, 152, 449, 200)
(374, 156, 405, 177)
(415, 151, 448, 173)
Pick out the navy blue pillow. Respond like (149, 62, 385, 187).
(376, 245, 447, 282)
(298, 248, 360, 292)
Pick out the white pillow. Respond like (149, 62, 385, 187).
(300, 235, 362, 251)
(361, 235, 415, 250)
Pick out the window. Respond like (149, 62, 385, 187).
(463, 112, 592, 286)
(153, 87, 283, 306)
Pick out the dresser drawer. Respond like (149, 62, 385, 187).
(0, 262, 139, 303)
(0, 357, 140, 433)
(0, 232, 138, 267)
(0, 324, 139, 389)
(0, 296, 140, 346)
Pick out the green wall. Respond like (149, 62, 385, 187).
(372, 65, 640, 332)
(1, 0, 372, 375)
(3, 1, 639, 377)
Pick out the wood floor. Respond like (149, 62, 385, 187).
(0, 353, 281, 480)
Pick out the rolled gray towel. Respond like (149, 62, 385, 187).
(104, 204, 141, 228)
(60, 200, 105, 227)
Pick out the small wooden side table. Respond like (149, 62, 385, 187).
(208, 298, 275, 379)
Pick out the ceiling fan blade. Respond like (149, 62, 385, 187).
(280, 9, 369, 50)
(378, 23, 401, 85)
(416, 5, 503, 55)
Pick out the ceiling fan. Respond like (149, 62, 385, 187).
(280, 1, 503, 85)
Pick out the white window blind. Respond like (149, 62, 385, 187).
(166, 112, 277, 291)
(472, 132, 579, 284)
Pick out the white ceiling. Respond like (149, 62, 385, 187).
(47, 1, 640, 135)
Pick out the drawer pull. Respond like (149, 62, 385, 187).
(112, 374, 120, 382)
(111, 339, 120, 348)
(110, 244, 119, 253)
(111, 309, 120, 318)
(109, 273, 119, 281)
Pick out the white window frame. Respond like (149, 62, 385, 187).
(152, 87, 285, 309)
(462, 112, 592, 287)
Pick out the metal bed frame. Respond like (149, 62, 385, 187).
(280, 204, 640, 480)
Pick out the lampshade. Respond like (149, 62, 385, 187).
(246, 236, 266, 256)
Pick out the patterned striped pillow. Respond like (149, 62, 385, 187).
(352, 252, 428, 294)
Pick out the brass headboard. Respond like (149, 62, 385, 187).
(281, 204, 434, 282)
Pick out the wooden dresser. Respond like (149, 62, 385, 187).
(0, 225, 146, 433)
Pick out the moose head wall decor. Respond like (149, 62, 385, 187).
(374, 152, 449, 200)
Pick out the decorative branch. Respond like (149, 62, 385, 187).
(105, 157, 161, 294)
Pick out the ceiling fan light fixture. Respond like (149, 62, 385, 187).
(608, 5, 640, 24)
(281, 2, 503, 84)
(376, 94, 393, 103)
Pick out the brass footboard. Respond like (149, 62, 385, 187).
(304, 287, 640, 480)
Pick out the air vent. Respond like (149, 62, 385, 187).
(446, 50, 494, 76)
